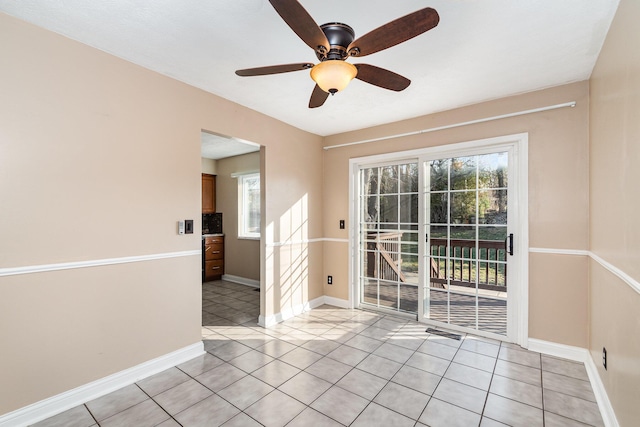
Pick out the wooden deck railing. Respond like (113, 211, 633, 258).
(366, 232, 406, 282)
(430, 238, 507, 292)
(365, 233, 507, 292)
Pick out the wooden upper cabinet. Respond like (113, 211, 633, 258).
(202, 174, 216, 213)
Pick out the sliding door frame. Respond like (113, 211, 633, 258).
(349, 133, 529, 346)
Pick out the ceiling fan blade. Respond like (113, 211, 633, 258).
(355, 64, 411, 91)
(235, 63, 314, 77)
(309, 84, 329, 108)
(348, 7, 439, 57)
(269, 0, 330, 53)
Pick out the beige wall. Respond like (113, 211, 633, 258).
(322, 82, 591, 346)
(201, 157, 218, 175)
(215, 152, 261, 282)
(0, 13, 322, 416)
(589, 0, 640, 424)
(262, 135, 325, 318)
(0, 257, 201, 413)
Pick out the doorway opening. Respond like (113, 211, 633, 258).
(201, 131, 263, 327)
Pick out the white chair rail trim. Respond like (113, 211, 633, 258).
(528, 247, 640, 295)
(0, 250, 201, 277)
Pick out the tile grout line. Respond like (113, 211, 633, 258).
(218, 303, 376, 426)
(540, 350, 546, 427)
(479, 340, 497, 425)
(423, 331, 472, 421)
(341, 314, 418, 425)
(217, 284, 490, 424)
(291, 313, 406, 423)
(274, 312, 375, 426)
(134, 382, 184, 427)
(337, 316, 424, 425)
(84, 404, 99, 426)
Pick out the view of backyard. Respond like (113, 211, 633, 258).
(360, 153, 509, 335)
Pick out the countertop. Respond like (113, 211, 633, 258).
(202, 233, 224, 238)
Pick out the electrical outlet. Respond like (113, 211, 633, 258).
(339, 220, 345, 229)
(603, 347, 607, 370)
(327, 275, 333, 285)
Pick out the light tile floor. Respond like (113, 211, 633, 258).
(33, 280, 605, 427)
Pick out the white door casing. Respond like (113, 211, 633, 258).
(349, 133, 529, 345)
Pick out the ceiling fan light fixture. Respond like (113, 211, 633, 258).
(310, 60, 357, 94)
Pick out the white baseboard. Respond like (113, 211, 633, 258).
(527, 338, 590, 363)
(0, 342, 204, 427)
(527, 339, 618, 427)
(221, 274, 259, 288)
(323, 295, 351, 309)
(584, 350, 620, 427)
(258, 295, 326, 327)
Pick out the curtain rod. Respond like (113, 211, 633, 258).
(323, 101, 576, 151)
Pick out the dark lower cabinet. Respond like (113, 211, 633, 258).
(203, 235, 224, 281)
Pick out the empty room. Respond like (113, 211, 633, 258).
(0, 0, 638, 426)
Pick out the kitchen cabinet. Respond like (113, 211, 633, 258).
(202, 174, 216, 213)
(204, 235, 224, 281)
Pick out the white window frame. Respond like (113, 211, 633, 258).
(237, 172, 260, 240)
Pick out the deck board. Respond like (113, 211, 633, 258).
(363, 281, 507, 335)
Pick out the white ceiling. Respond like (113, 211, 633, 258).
(0, 0, 619, 136)
(201, 132, 260, 160)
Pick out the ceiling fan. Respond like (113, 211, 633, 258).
(235, 0, 440, 108)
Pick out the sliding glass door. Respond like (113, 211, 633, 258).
(423, 152, 510, 336)
(354, 138, 522, 340)
(359, 162, 419, 315)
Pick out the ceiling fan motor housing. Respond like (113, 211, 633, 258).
(317, 23, 355, 61)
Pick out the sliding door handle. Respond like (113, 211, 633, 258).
(505, 233, 514, 256)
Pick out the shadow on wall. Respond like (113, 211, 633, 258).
(266, 194, 310, 318)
